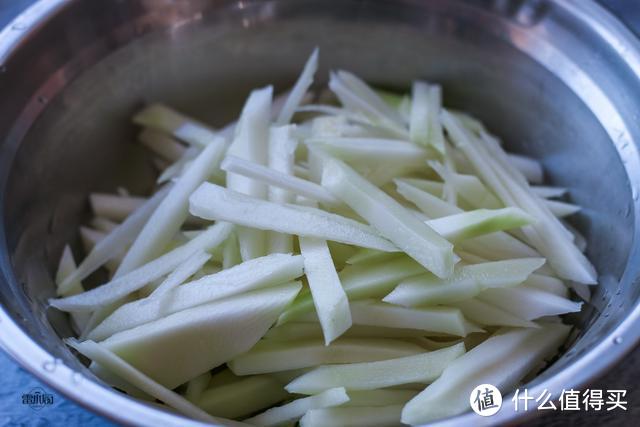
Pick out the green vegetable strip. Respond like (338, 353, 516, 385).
(545, 199, 581, 218)
(184, 371, 211, 403)
(346, 300, 480, 337)
(451, 299, 538, 328)
(149, 250, 211, 298)
(384, 258, 544, 307)
(133, 103, 217, 147)
(276, 48, 319, 125)
(300, 233, 352, 345)
(55, 246, 89, 331)
(49, 222, 233, 312)
(401, 324, 570, 424)
(296, 300, 480, 337)
(426, 207, 535, 242)
(478, 287, 582, 320)
(88, 253, 304, 340)
(264, 322, 428, 342)
(89, 193, 146, 222)
(116, 138, 226, 276)
(278, 256, 424, 325)
(99, 283, 302, 389)
(227, 86, 273, 261)
(329, 71, 407, 138)
(221, 154, 340, 206)
(195, 376, 289, 420)
(344, 389, 417, 407)
(308, 136, 429, 163)
(267, 124, 298, 253)
(245, 387, 349, 426)
(321, 158, 455, 278)
(395, 179, 539, 261)
(66, 339, 246, 426)
(189, 183, 397, 252)
(441, 110, 596, 283)
(301, 405, 404, 427)
(228, 338, 424, 375)
(285, 343, 465, 394)
(138, 128, 186, 161)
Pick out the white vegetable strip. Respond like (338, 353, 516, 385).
(56, 246, 84, 297)
(207, 369, 241, 389)
(531, 185, 568, 198)
(429, 163, 503, 209)
(507, 153, 544, 184)
(89, 194, 146, 222)
(77, 227, 123, 276)
(297, 105, 382, 134)
(345, 248, 396, 265)
(264, 322, 428, 341)
(345, 300, 480, 337)
(395, 179, 539, 258)
(49, 222, 233, 312)
(245, 387, 349, 427)
(299, 300, 481, 337)
(330, 71, 406, 132)
(545, 199, 581, 218)
(222, 232, 242, 269)
(184, 371, 211, 402)
(138, 128, 187, 161)
(88, 253, 304, 340)
(116, 137, 226, 275)
(221, 155, 340, 206)
(562, 219, 588, 253)
(427, 85, 446, 154)
(189, 183, 397, 252)
(425, 207, 535, 242)
(133, 103, 217, 147)
(299, 233, 352, 345)
(443, 112, 595, 283)
(196, 376, 289, 419)
(99, 283, 302, 389)
(148, 250, 211, 298)
(308, 137, 428, 163)
(90, 217, 119, 233)
(268, 125, 298, 253)
(383, 258, 545, 307)
(286, 343, 465, 394)
(410, 81, 445, 154)
(228, 338, 424, 375)
(301, 405, 403, 427)
(478, 287, 582, 320)
(66, 339, 245, 426)
(451, 299, 539, 328)
(345, 389, 417, 407)
(321, 158, 455, 278)
(56, 246, 89, 331)
(276, 48, 319, 125)
(278, 255, 424, 324)
(226, 86, 273, 261)
(523, 273, 569, 298)
(401, 324, 570, 424)
(157, 146, 199, 184)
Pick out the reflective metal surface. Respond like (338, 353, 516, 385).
(0, 0, 639, 425)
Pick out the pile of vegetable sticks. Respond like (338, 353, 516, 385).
(50, 48, 594, 426)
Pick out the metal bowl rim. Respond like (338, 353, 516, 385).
(0, 0, 639, 425)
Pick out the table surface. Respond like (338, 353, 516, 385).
(1, 0, 639, 426)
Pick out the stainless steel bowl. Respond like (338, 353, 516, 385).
(0, 0, 639, 425)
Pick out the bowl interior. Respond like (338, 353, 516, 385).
(0, 0, 638, 423)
